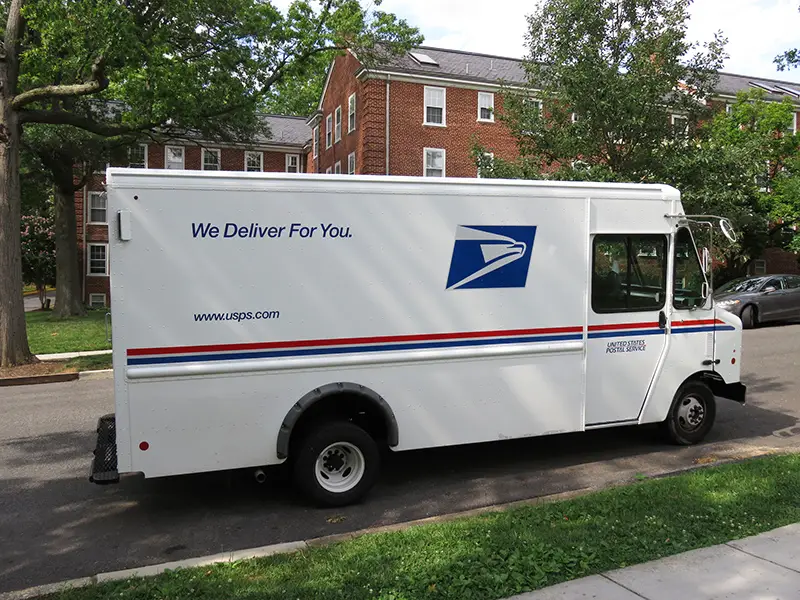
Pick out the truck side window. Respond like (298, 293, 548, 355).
(673, 227, 707, 309)
(592, 234, 667, 313)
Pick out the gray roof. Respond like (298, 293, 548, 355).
(258, 114, 311, 146)
(378, 46, 800, 103)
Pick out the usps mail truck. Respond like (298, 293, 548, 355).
(90, 169, 746, 506)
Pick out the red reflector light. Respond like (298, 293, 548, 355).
(139, 441, 149, 451)
(731, 358, 736, 365)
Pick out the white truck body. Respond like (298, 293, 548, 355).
(93, 169, 745, 504)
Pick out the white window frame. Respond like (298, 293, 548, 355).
(671, 114, 689, 137)
(526, 98, 543, 114)
(423, 147, 446, 177)
(313, 126, 319, 158)
(334, 161, 342, 174)
(285, 154, 300, 173)
(334, 106, 342, 142)
(325, 166, 332, 174)
(128, 144, 148, 169)
(348, 93, 356, 133)
(347, 152, 356, 174)
(725, 103, 733, 115)
(245, 151, 263, 172)
(325, 114, 332, 148)
(87, 191, 108, 225)
(477, 92, 494, 122)
(87, 243, 109, 277)
(424, 86, 446, 127)
(202, 148, 221, 171)
(89, 293, 106, 308)
(753, 259, 767, 275)
(164, 146, 185, 170)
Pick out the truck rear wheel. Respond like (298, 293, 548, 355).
(662, 381, 716, 445)
(292, 421, 380, 507)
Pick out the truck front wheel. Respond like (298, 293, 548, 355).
(662, 381, 716, 445)
(292, 421, 380, 507)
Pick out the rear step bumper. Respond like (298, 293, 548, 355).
(90, 414, 119, 484)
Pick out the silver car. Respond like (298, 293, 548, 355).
(714, 274, 800, 328)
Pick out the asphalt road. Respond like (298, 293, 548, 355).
(2, 324, 800, 593)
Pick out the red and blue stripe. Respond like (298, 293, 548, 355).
(126, 319, 733, 366)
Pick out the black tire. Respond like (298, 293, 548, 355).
(662, 381, 716, 445)
(741, 305, 757, 329)
(292, 421, 380, 507)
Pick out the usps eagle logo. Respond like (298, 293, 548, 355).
(445, 225, 537, 290)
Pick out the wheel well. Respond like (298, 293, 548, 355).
(685, 370, 727, 398)
(276, 383, 398, 459)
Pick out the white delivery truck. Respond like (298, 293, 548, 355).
(90, 169, 746, 506)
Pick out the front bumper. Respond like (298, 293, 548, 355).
(715, 381, 747, 404)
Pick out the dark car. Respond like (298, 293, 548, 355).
(714, 274, 800, 328)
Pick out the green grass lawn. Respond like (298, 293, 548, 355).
(26, 310, 111, 354)
(63, 354, 113, 372)
(50, 453, 800, 600)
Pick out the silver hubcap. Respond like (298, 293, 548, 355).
(677, 395, 706, 432)
(314, 442, 365, 493)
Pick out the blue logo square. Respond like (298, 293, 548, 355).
(446, 225, 537, 289)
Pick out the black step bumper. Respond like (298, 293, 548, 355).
(716, 381, 747, 404)
(89, 414, 119, 484)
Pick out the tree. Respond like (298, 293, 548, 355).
(486, 0, 726, 182)
(0, 0, 422, 366)
(20, 213, 55, 310)
(261, 52, 332, 116)
(662, 89, 800, 279)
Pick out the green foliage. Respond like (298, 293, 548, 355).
(52, 454, 800, 600)
(20, 214, 55, 308)
(261, 52, 332, 117)
(494, 0, 726, 181)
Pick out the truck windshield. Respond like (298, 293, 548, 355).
(673, 227, 706, 309)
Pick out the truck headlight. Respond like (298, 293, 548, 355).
(716, 299, 741, 310)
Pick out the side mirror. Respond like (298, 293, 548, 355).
(701, 247, 710, 273)
(764, 286, 777, 294)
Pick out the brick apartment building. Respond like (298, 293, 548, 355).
(307, 46, 800, 274)
(75, 46, 800, 305)
(76, 114, 311, 307)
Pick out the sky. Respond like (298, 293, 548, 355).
(366, 0, 800, 82)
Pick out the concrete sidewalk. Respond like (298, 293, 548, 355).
(36, 349, 112, 362)
(509, 523, 800, 599)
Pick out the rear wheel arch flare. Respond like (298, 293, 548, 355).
(276, 382, 399, 459)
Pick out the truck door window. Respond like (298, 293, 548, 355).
(673, 227, 707, 309)
(592, 234, 667, 313)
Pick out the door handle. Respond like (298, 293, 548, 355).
(658, 310, 667, 329)
(702, 359, 721, 366)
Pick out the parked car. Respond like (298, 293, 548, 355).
(714, 274, 800, 328)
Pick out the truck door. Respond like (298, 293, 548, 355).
(585, 234, 670, 425)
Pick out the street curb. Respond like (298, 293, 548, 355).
(0, 450, 786, 599)
(0, 372, 78, 387)
(78, 369, 113, 380)
(38, 350, 112, 362)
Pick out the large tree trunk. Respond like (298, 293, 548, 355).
(52, 168, 86, 318)
(0, 100, 35, 366)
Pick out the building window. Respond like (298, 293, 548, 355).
(325, 114, 332, 148)
(753, 259, 767, 275)
(592, 234, 667, 313)
(348, 93, 356, 133)
(525, 98, 543, 114)
(477, 152, 494, 178)
(326, 166, 332, 174)
(334, 106, 342, 142)
(424, 148, 445, 177)
(202, 148, 220, 171)
(89, 293, 106, 308)
(671, 114, 689, 139)
(88, 244, 108, 276)
(313, 126, 319, 159)
(347, 152, 356, 174)
(285, 154, 300, 173)
(165, 146, 184, 170)
(245, 151, 263, 172)
(424, 86, 446, 126)
(88, 191, 107, 224)
(478, 92, 494, 122)
(725, 103, 733, 115)
(334, 161, 342, 174)
(128, 144, 147, 168)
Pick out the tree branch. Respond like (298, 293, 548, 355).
(18, 108, 157, 136)
(11, 57, 108, 110)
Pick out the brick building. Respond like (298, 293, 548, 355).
(307, 46, 800, 274)
(76, 114, 311, 307)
